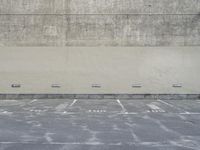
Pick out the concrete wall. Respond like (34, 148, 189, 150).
(0, 0, 200, 46)
(0, 1, 200, 95)
(0, 47, 200, 94)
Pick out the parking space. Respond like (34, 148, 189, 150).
(0, 99, 74, 114)
(66, 99, 122, 114)
(0, 99, 200, 150)
(1, 99, 200, 116)
(159, 100, 200, 114)
(118, 100, 167, 113)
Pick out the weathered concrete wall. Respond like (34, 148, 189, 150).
(0, 0, 199, 46)
(0, 47, 200, 94)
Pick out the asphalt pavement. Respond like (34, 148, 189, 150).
(0, 99, 200, 150)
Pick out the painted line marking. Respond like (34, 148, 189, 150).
(29, 99, 38, 104)
(148, 109, 165, 113)
(59, 112, 200, 115)
(88, 110, 106, 113)
(116, 99, 127, 113)
(147, 104, 160, 110)
(157, 99, 189, 114)
(147, 103, 165, 113)
(179, 112, 200, 115)
(55, 102, 69, 112)
(0, 141, 123, 146)
(69, 99, 77, 107)
(61, 112, 76, 115)
(118, 112, 138, 115)
(157, 99, 175, 108)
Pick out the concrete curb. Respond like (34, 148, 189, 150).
(0, 94, 199, 100)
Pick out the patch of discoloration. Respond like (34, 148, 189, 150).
(0, 110, 13, 116)
(27, 120, 42, 127)
(20, 134, 42, 143)
(55, 102, 69, 114)
(44, 133, 54, 143)
(0, 100, 24, 106)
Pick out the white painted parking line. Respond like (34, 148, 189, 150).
(147, 104, 161, 110)
(118, 112, 200, 115)
(0, 141, 123, 146)
(61, 112, 77, 115)
(157, 99, 175, 108)
(118, 112, 138, 115)
(152, 109, 165, 113)
(55, 102, 69, 112)
(179, 112, 200, 115)
(88, 110, 106, 113)
(147, 103, 165, 113)
(116, 99, 127, 113)
(157, 99, 190, 114)
(69, 99, 77, 107)
(29, 99, 38, 104)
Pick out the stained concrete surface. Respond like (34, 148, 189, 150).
(0, 0, 200, 46)
(1, 47, 200, 94)
(0, 99, 200, 150)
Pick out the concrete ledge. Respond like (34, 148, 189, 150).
(0, 94, 199, 100)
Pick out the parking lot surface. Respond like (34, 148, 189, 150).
(1, 99, 200, 150)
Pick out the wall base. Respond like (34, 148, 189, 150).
(0, 94, 199, 100)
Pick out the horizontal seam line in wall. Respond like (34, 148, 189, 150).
(0, 13, 198, 15)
